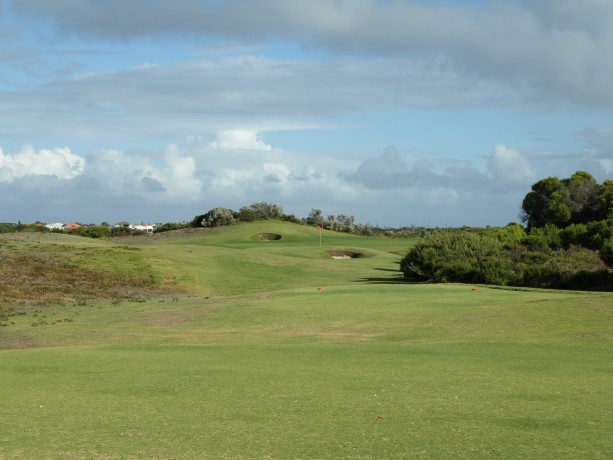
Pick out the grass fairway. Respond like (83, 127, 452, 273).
(1, 222, 612, 459)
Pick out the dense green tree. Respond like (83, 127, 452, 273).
(597, 179, 613, 219)
(521, 176, 566, 229)
(561, 171, 600, 223)
(190, 213, 207, 228)
(521, 171, 607, 229)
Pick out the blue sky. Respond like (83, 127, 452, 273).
(1, 0, 612, 227)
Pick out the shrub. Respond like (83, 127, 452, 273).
(400, 231, 510, 285)
(200, 207, 236, 228)
(237, 202, 283, 222)
(154, 222, 190, 233)
(601, 237, 613, 267)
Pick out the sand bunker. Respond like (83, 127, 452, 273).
(252, 233, 282, 241)
(326, 250, 363, 259)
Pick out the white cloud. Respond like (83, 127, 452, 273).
(85, 144, 203, 203)
(209, 130, 272, 150)
(0, 144, 84, 183)
(0, 140, 536, 227)
(488, 144, 537, 185)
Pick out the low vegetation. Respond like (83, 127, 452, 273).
(0, 235, 178, 314)
(402, 171, 613, 290)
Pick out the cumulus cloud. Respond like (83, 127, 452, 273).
(0, 144, 84, 183)
(0, 139, 539, 227)
(488, 144, 537, 186)
(347, 144, 537, 194)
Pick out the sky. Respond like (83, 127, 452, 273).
(1, 0, 612, 227)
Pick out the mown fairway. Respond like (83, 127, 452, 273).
(1, 222, 612, 459)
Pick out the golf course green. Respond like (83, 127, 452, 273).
(1, 221, 611, 459)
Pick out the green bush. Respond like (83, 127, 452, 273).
(401, 230, 611, 290)
(400, 231, 510, 285)
(601, 237, 613, 267)
(154, 222, 189, 233)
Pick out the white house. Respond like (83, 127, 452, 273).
(45, 223, 64, 230)
(115, 221, 156, 234)
(132, 224, 157, 233)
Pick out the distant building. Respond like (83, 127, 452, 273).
(115, 221, 156, 234)
(63, 223, 81, 230)
(45, 223, 64, 230)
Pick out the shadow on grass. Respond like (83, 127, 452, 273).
(357, 267, 407, 284)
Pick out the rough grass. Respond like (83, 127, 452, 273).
(0, 222, 611, 459)
(0, 234, 180, 314)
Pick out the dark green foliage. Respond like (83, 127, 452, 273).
(400, 231, 510, 285)
(562, 171, 600, 223)
(190, 214, 207, 228)
(401, 227, 612, 290)
(521, 171, 604, 229)
(597, 179, 613, 219)
(601, 237, 613, 267)
(560, 220, 612, 250)
(525, 224, 562, 250)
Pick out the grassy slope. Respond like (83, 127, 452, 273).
(0, 222, 612, 459)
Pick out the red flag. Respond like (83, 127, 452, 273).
(316, 225, 321, 231)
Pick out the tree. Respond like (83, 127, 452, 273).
(597, 179, 613, 219)
(190, 213, 207, 228)
(521, 172, 604, 229)
(562, 171, 600, 223)
(521, 176, 565, 229)
(306, 209, 324, 227)
(337, 214, 355, 233)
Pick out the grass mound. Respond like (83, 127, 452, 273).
(0, 235, 178, 312)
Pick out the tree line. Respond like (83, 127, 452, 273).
(190, 202, 376, 236)
(401, 171, 613, 290)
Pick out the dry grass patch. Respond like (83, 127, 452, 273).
(0, 240, 180, 317)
